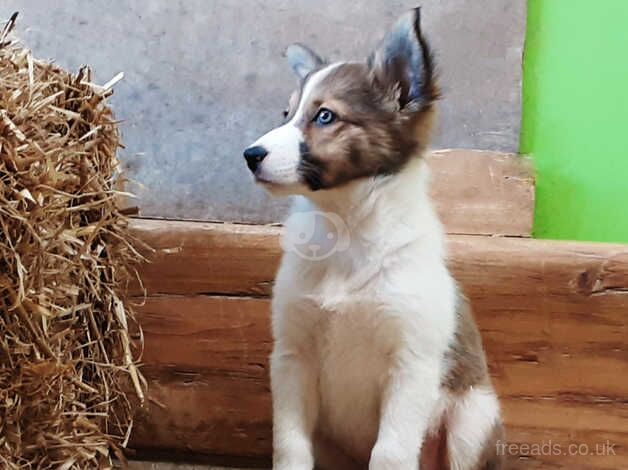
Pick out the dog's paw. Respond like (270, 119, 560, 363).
(273, 441, 314, 470)
(369, 440, 418, 470)
(273, 455, 313, 470)
(273, 465, 312, 470)
(273, 461, 313, 470)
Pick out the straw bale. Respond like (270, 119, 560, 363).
(0, 13, 144, 469)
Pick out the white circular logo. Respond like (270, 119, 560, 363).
(281, 210, 351, 260)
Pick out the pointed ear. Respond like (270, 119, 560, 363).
(368, 8, 438, 109)
(286, 43, 324, 80)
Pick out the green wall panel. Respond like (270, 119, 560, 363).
(521, 0, 628, 243)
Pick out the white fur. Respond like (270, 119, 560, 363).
(253, 123, 303, 185)
(447, 387, 501, 470)
(251, 63, 341, 187)
(271, 157, 467, 470)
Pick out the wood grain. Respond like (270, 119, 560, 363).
(129, 220, 281, 297)
(127, 220, 628, 469)
(427, 149, 534, 237)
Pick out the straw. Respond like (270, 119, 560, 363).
(0, 13, 145, 469)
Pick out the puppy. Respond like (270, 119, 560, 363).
(243, 8, 504, 470)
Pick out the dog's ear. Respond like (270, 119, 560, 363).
(286, 43, 324, 80)
(368, 8, 438, 110)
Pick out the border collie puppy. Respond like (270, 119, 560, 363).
(243, 8, 504, 470)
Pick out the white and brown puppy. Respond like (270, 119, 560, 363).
(243, 8, 504, 470)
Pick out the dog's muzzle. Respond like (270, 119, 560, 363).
(243, 145, 268, 173)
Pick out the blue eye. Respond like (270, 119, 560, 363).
(314, 108, 336, 126)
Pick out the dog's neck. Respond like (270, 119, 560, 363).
(292, 155, 446, 262)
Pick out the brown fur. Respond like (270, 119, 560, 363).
(290, 63, 436, 190)
(283, 9, 439, 191)
(442, 291, 492, 392)
(418, 290, 504, 470)
(299, 64, 431, 188)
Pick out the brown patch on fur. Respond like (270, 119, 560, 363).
(294, 63, 436, 190)
(442, 291, 491, 392)
(435, 291, 505, 470)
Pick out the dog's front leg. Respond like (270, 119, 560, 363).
(271, 346, 318, 470)
(369, 356, 441, 470)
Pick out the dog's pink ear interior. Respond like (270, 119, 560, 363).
(286, 43, 324, 80)
(368, 7, 438, 110)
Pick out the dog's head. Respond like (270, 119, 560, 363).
(243, 8, 439, 195)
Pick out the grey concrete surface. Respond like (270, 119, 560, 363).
(4, 1, 525, 223)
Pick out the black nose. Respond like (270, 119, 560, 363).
(243, 145, 268, 173)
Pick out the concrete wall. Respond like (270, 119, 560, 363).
(5, 1, 526, 223)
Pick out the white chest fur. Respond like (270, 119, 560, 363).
(271, 158, 457, 463)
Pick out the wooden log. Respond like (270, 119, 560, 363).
(130, 296, 271, 465)
(427, 149, 534, 237)
(128, 148, 533, 296)
(129, 220, 280, 297)
(127, 220, 628, 469)
(131, 295, 627, 469)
